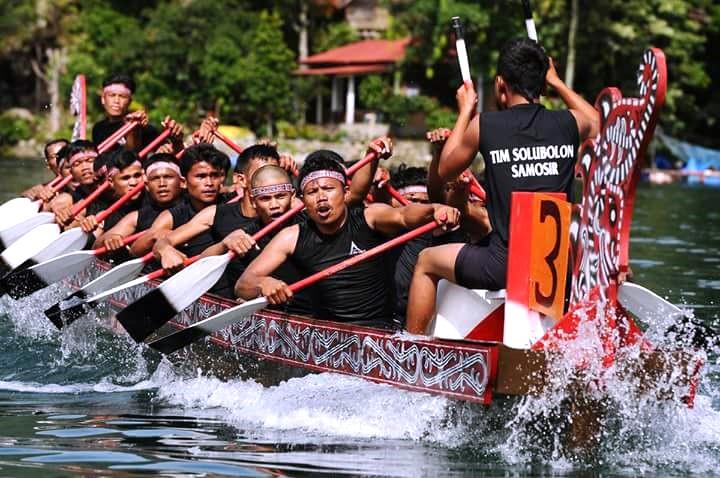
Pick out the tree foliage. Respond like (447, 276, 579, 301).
(0, 0, 717, 146)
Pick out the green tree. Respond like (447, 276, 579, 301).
(236, 10, 296, 136)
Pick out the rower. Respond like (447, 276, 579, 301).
(49, 140, 99, 226)
(235, 151, 460, 326)
(78, 149, 145, 239)
(130, 143, 229, 259)
(204, 164, 312, 306)
(21, 138, 69, 202)
(92, 73, 183, 153)
(405, 38, 600, 334)
(92, 153, 184, 252)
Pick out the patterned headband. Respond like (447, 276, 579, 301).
(146, 161, 182, 177)
(69, 151, 97, 166)
(250, 182, 294, 198)
(299, 170, 346, 192)
(103, 84, 131, 96)
(397, 185, 428, 195)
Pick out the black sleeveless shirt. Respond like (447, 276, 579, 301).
(479, 104, 579, 244)
(290, 206, 390, 323)
(209, 204, 314, 315)
(137, 197, 176, 232)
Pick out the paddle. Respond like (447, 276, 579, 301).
(0, 231, 145, 300)
(0, 175, 74, 234)
(618, 281, 718, 350)
(148, 220, 440, 354)
(115, 202, 306, 342)
(0, 180, 142, 277)
(44, 250, 154, 329)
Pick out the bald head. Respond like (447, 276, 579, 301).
(249, 165, 295, 223)
(251, 165, 291, 188)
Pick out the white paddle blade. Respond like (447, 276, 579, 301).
(28, 249, 96, 285)
(618, 282, 686, 322)
(148, 296, 269, 354)
(0, 212, 55, 249)
(1, 223, 60, 270)
(31, 228, 88, 264)
(81, 257, 149, 297)
(0, 198, 38, 227)
(158, 253, 232, 312)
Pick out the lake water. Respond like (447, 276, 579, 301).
(0, 158, 719, 477)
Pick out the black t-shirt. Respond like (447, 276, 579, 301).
(92, 118, 160, 152)
(290, 206, 390, 323)
(479, 104, 579, 244)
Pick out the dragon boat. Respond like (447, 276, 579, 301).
(64, 48, 703, 430)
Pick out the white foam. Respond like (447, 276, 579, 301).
(155, 370, 460, 442)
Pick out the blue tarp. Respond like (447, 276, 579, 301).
(656, 133, 720, 185)
(657, 132, 720, 171)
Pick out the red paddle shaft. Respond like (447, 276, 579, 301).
(380, 183, 410, 206)
(289, 220, 439, 294)
(138, 128, 172, 159)
(92, 230, 146, 256)
(213, 130, 243, 154)
(97, 121, 139, 153)
(69, 180, 145, 220)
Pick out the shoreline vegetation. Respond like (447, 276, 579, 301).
(1, 1, 718, 160)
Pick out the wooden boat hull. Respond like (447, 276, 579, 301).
(74, 259, 506, 404)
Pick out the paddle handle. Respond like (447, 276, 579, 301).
(289, 220, 438, 294)
(146, 254, 202, 281)
(381, 183, 410, 205)
(470, 184, 486, 201)
(95, 181, 146, 223)
(50, 175, 74, 193)
(69, 181, 112, 217)
(346, 152, 377, 177)
(98, 121, 139, 153)
(47, 175, 63, 188)
(138, 128, 172, 159)
(451, 17, 472, 83)
(93, 231, 146, 256)
(522, 0, 538, 41)
(213, 130, 243, 154)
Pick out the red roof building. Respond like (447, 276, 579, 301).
(295, 38, 410, 124)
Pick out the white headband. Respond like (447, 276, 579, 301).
(251, 183, 294, 198)
(103, 84, 132, 96)
(300, 170, 346, 192)
(397, 185, 428, 195)
(146, 161, 182, 177)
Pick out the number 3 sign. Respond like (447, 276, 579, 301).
(505, 192, 571, 348)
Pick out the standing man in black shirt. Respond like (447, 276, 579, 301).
(235, 152, 460, 325)
(405, 38, 600, 335)
(92, 74, 182, 153)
